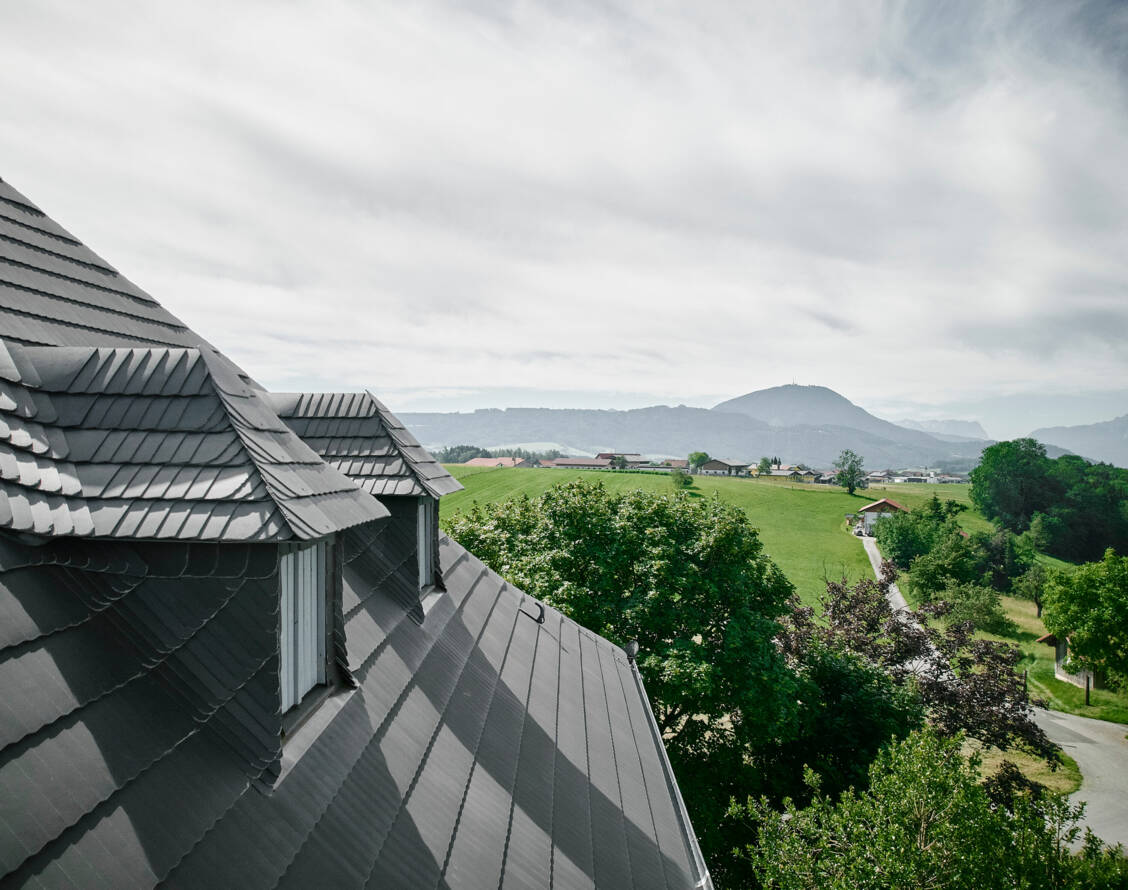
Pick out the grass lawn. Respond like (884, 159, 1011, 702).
(441, 467, 874, 607)
(964, 740, 1083, 796)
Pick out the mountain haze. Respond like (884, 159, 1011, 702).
(401, 384, 998, 469)
(1030, 414, 1128, 468)
(898, 419, 991, 440)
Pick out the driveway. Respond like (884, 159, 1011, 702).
(860, 535, 909, 611)
(1035, 708, 1128, 848)
(859, 533, 1128, 848)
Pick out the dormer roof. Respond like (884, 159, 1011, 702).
(269, 391, 463, 499)
(0, 340, 388, 540)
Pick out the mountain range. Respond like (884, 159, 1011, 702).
(1028, 415, 1128, 468)
(402, 385, 1008, 469)
(401, 384, 1120, 469)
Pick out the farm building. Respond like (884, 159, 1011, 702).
(546, 456, 614, 469)
(461, 455, 532, 468)
(0, 175, 711, 889)
(596, 452, 645, 466)
(699, 458, 749, 476)
(856, 497, 908, 534)
(1035, 634, 1108, 691)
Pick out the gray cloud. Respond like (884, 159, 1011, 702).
(1, 0, 1125, 422)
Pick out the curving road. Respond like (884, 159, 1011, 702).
(860, 533, 1128, 848)
(1035, 708, 1128, 848)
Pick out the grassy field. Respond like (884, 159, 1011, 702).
(441, 466, 879, 606)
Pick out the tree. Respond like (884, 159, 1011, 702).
(669, 467, 693, 489)
(445, 480, 798, 878)
(969, 439, 1058, 532)
(437, 444, 491, 464)
(833, 449, 866, 495)
(735, 729, 1126, 890)
(1043, 549, 1128, 687)
(688, 451, 710, 470)
(609, 454, 628, 469)
(1012, 563, 1049, 618)
(777, 563, 1056, 762)
(758, 456, 773, 476)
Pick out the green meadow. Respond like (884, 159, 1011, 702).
(441, 467, 977, 606)
(443, 466, 1128, 725)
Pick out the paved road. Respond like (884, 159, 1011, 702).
(859, 533, 1128, 848)
(1035, 708, 1128, 848)
(860, 535, 909, 611)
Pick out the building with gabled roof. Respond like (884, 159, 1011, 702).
(0, 175, 710, 889)
(460, 455, 532, 469)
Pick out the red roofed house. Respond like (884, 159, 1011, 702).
(857, 498, 908, 534)
(461, 456, 532, 468)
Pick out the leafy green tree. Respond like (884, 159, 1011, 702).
(1043, 549, 1128, 687)
(778, 564, 1055, 761)
(688, 450, 710, 470)
(758, 456, 773, 476)
(970, 439, 1059, 532)
(609, 454, 628, 468)
(833, 449, 866, 495)
(756, 645, 923, 806)
(669, 467, 693, 489)
(445, 480, 798, 878)
(1012, 563, 1049, 617)
(736, 729, 1125, 890)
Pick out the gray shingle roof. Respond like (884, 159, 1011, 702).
(0, 341, 388, 540)
(270, 391, 463, 499)
(0, 177, 205, 349)
(0, 530, 701, 888)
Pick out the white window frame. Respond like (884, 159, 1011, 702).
(279, 540, 329, 713)
(417, 498, 435, 590)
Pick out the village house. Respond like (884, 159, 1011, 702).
(855, 497, 908, 534)
(699, 458, 749, 476)
(461, 455, 532, 468)
(546, 456, 613, 470)
(595, 452, 645, 467)
(1035, 633, 1108, 692)
(0, 176, 711, 889)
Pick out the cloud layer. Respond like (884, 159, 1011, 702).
(2, 0, 1126, 431)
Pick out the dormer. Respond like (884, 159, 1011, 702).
(269, 392, 462, 595)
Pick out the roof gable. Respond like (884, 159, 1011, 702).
(269, 391, 462, 499)
(0, 341, 387, 540)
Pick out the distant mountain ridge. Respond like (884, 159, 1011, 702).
(1029, 414, 1128, 468)
(401, 384, 1000, 470)
(897, 418, 991, 440)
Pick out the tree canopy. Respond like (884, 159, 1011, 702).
(970, 440, 1128, 561)
(833, 449, 866, 495)
(688, 450, 710, 469)
(737, 729, 1127, 890)
(1043, 549, 1128, 687)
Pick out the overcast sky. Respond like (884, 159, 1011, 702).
(2, 0, 1126, 438)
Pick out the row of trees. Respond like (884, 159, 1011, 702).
(443, 480, 1110, 886)
(436, 443, 564, 464)
(970, 438, 1128, 562)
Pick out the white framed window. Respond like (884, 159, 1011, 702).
(417, 498, 435, 590)
(279, 540, 330, 713)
